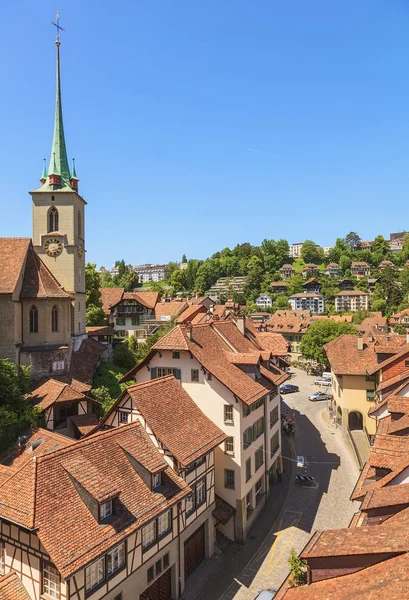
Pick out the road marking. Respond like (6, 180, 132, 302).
(258, 511, 302, 577)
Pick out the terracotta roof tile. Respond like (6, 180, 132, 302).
(278, 552, 409, 599)
(99, 287, 124, 315)
(69, 413, 100, 437)
(0, 422, 189, 580)
(368, 344, 409, 374)
(377, 371, 409, 392)
(324, 334, 378, 376)
(155, 301, 188, 320)
(360, 483, 409, 511)
(0, 238, 31, 294)
(86, 325, 115, 336)
(134, 323, 275, 405)
(26, 378, 99, 411)
(104, 376, 227, 466)
(21, 245, 71, 299)
(176, 304, 207, 324)
(123, 291, 159, 309)
(0, 570, 31, 600)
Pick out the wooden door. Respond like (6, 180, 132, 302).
(140, 568, 171, 600)
(184, 524, 205, 578)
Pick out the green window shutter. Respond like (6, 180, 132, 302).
(175, 368, 181, 381)
(151, 367, 157, 379)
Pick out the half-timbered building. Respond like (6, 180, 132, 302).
(26, 378, 100, 438)
(121, 318, 288, 542)
(0, 418, 229, 599)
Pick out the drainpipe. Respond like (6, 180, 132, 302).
(177, 501, 182, 598)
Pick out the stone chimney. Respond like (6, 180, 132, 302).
(357, 336, 364, 351)
(186, 322, 193, 341)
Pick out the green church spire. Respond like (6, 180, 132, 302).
(41, 158, 47, 181)
(48, 22, 71, 188)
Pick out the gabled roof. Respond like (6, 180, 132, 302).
(101, 376, 227, 466)
(123, 291, 159, 309)
(0, 422, 189, 580)
(324, 334, 378, 376)
(99, 287, 124, 314)
(0, 238, 30, 294)
(176, 304, 207, 324)
(377, 370, 409, 392)
(360, 483, 409, 512)
(0, 571, 31, 600)
(123, 323, 282, 405)
(26, 378, 99, 411)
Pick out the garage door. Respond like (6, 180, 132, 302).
(140, 568, 171, 600)
(184, 524, 205, 578)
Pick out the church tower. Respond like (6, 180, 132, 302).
(30, 17, 86, 351)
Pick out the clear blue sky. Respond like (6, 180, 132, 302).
(1, 1, 409, 268)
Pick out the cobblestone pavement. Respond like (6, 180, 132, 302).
(183, 368, 359, 600)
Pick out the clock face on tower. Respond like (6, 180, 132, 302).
(45, 238, 63, 257)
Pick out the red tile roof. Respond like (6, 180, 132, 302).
(377, 371, 409, 392)
(324, 334, 378, 376)
(0, 422, 189, 580)
(0, 238, 30, 294)
(69, 413, 100, 437)
(176, 304, 207, 324)
(102, 376, 227, 466)
(26, 378, 99, 411)
(86, 325, 115, 336)
(360, 483, 409, 511)
(124, 323, 281, 405)
(278, 552, 409, 599)
(0, 571, 31, 600)
(125, 291, 159, 309)
(368, 344, 409, 374)
(99, 287, 124, 314)
(21, 245, 71, 299)
(155, 301, 188, 320)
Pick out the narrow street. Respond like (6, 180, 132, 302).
(184, 368, 359, 600)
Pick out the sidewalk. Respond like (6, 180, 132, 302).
(182, 433, 294, 600)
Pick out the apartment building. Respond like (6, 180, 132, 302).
(378, 259, 395, 271)
(302, 264, 319, 278)
(289, 293, 325, 314)
(289, 243, 303, 258)
(134, 264, 167, 283)
(0, 417, 224, 600)
(266, 310, 315, 358)
(334, 290, 370, 312)
(207, 277, 247, 302)
(121, 319, 288, 542)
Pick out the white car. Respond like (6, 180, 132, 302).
(309, 391, 332, 401)
(314, 378, 332, 387)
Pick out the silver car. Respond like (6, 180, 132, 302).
(254, 591, 277, 600)
(314, 378, 332, 387)
(309, 391, 332, 402)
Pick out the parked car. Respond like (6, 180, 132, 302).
(253, 591, 277, 600)
(314, 378, 332, 387)
(309, 391, 332, 402)
(322, 372, 332, 380)
(280, 384, 299, 394)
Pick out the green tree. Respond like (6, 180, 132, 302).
(371, 235, 390, 258)
(195, 261, 220, 295)
(301, 240, 321, 264)
(288, 549, 307, 586)
(170, 269, 187, 293)
(85, 263, 102, 306)
(345, 232, 361, 251)
(287, 275, 304, 295)
(300, 320, 357, 364)
(113, 342, 137, 370)
(339, 255, 352, 272)
(182, 254, 187, 263)
(86, 304, 105, 326)
(118, 269, 139, 291)
(274, 295, 290, 310)
(243, 256, 264, 299)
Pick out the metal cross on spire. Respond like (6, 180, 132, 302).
(51, 10, 65, 45)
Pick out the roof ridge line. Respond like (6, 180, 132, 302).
(35, 421, 141, 463)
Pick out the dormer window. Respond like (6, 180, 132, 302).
(152, 473, 162, 489)
(100, 499, 113, 520)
